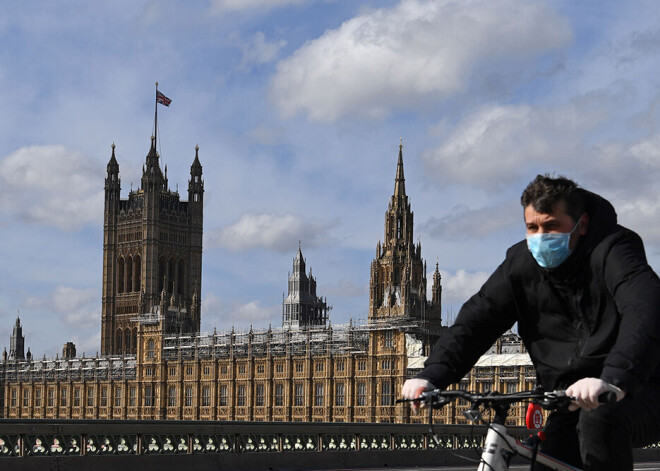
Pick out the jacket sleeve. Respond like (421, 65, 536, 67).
(417, 257, 518, 389)
(600, 230, 660, 394)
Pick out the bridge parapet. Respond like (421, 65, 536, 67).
(0, 419, 518, 457)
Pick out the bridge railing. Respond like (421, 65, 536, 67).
(0, 419, 528, 458)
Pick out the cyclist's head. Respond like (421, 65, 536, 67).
(521, 174, 586, 224)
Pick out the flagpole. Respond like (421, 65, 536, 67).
(154, 81, 158, 150)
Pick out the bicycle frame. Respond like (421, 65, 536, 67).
(477, 422, 580, 471)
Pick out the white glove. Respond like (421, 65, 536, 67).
(401, 378, 435, 411)
(565, 377, 625, 411)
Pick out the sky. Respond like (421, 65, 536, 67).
(1, 0, 660, 357)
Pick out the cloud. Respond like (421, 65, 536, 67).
(202, 293, 280, 330)
(440, 269, 490, 305)
(0, 145, 104, 230)
(421, 90, 628, 190)
(211, 0, 308, 13)
(236, 32, 286, 70)
(421, 202, 521, 240)
(319, 279, 367, 299)
(26, 286, 99, 330)
(271, 0, 571, 121)
(206, 213, 335, 252)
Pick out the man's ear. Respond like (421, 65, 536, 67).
(579, 213, 589, 235)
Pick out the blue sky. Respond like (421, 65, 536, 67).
(1, 0, 660, 357)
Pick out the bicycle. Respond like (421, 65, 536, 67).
(397, 388, 618, 471)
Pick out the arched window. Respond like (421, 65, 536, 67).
(158, 257, 166, 293)
(116, 329, 123, 352)
(132, 329, 138, 354)
(147, 339, 155, 359)
(168, 258, 176, 293)
(134, 255, 141, 291)
(124, 330, 131, 353)
(177, 259, 185, 296)
(126, 255, 133, 292)
(117, 257, 125, 294)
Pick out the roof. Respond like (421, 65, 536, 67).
(407, 352, 533, 370)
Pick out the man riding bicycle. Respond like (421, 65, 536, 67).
(402, 175, 660, 470)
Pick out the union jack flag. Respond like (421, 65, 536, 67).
(156, 90, 172, 107)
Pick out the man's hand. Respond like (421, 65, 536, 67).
(401, 378, 435, 412)
(565, 377, 626, 411)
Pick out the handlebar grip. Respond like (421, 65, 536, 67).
(597, 391, 618, 404)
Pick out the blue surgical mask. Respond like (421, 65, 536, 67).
(526, 220, 581, 269)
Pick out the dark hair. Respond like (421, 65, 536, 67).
(520, 174, 586, 222)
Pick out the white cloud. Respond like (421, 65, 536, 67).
(440, 269, 489, 305)
(271, 0, 571, 121)
(237, 32, 286, 70)
(206, 213, 335, 252)
(422, 202, 521, 240)
(421, 90, 627, 190)
(0, 145, 104, 230)
(202, 292, 280, 330)
(26, 286, 99, 330)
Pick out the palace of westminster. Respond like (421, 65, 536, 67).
(0, 133, 534, 425)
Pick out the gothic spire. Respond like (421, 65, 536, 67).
(393, 138, 406, 198)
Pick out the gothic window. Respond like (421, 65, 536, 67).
(357, 360, 367, 371)
(185, 386, 193, 407)
(126, 255, 133, 292)
(134, 255, 141, 291)
(147, 339, 155, 359)
(274, 384, 284, 406)
(168, 386, 176, 407)
(132, 329, 138, 354)
(168, 258, 176, 293)
(380, 380, 393, 406)
(129, 387, 136, 407)
(116, 329, 123, 351)
(144, 386, 153, 407)
(335, 383, 345, 406)
(35, 387, 41, 407)
(23, 387, 30, 407)
(202, 386, 210, 407)
(314, 384, 324, 407)
(294, 384, 304, 406)
(255, 384, 265, 407)
(357, 382, 366, 406)
(10, 388, 17, 407)
(158, 257, 166, 293)
(115, 387, 122, 407)
(177, 259, 185, 296)
(219, 385, 228, 407)
(237, 385, 246, 407)
(117, 257, 125, 293)
(60, 387, 67, 407)
(124, 331, 131, 353)
(73, 387, 80, 407)
(87, 387, 94, 407)
(384, 330, 394, 348)
(47, 388, 54, 407)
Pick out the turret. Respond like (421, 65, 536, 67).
(9, 316, 25, 360)
(141, 135, 166, 193)
(188, 145, 204, 209)
(104, 143, 121, 203)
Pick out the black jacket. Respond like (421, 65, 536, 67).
(419, 190, 660, 394)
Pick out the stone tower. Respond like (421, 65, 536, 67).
(9, 316, 25, 360)
(369, 142, 442, 327)
(282, 243, 330, 329)
(101, 138, 203, 355)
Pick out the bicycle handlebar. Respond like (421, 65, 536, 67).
(396, 388, 618, 411)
